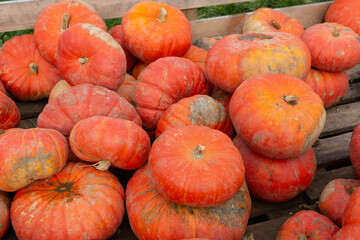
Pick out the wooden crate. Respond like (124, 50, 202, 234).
(2, 0, 359, 239)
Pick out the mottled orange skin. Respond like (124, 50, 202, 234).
(332, 224, 360, 240)
(211, 87, 232, 113)
(301, 23, 360, 72)
(0, 82, 5, 94)
(11, 162, 125, 240)
(205, 32, 311, 93)
(156, 95, 233, 138)
(131, 61, 148, 79)
(0, 34, 62, 101)
(194, 35, 223, 51)
(149, 126, 244, 207)
(0, 192, 10, 239)
(0, 128, 68, 192)
(325, 0, 360, 36)
(48, 79, 71, 102)
(133, 57, 210, 135)
(126, 165, 251, 239)
(109, 24, 138, 72)
(319, 179, 360, 227)
(229, 74, 326, 159)
(349, 124, 360, 179)
(0, 92, 20, 130)
(304, 68, 349, 108)
(233, 136, 316, 203)
(37, 83, 142, 137)
(184, 45, 208, 72)
(276, 210, 339, 240)
(343, 187, 360, 226)
(122, 1, 192, 63)
(116, 74, 137, 105)
(242, 8, 304, 37)
(34, 0, 107, 66)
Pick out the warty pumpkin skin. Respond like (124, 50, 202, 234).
(126, 165, 251, 240)
(48, 79, 71, 102)
(0, 128, 68, 192)
(331, 224, 360, 240)
(229, 74, 326, 159)
(37, 83, 142, 137)
(205, 32, 311, 93)
(349, 124, 360, 179)
(0, 191, 10, 239)
(122, 1, 192, 63)
(0, 91, 20, 130)
(0, 34, 62, 101)
(11, 162, 125, 240)
(116, 74, 137, 105)
(342, 187, 360, 226)
(34, 0, 107, 66)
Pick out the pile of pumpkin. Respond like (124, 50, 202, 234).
(1, 0, 360, 239)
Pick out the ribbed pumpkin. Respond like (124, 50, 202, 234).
(233, 136, 316, 203)
(205, 32, 311, 93)
(242, 8, 304, 37)
(133, 57, 209, 135)
(122, 1, 192, 63)
(126, 165, 251, 239)
(211, 87, 232, 113)
(349, 124, 360, 179)
(11, 162, 125, 240)
(0, 192, 10, 239)
(34, 0, 107, 66)
(131, 61, 148, 79)
(0, 82, 5, 94)
(184, 45, 208, 72)
(48, 79, 71, 102)
(0, 128, 68, 192)
(343, 187, 360, 226)
(37, 84, 142, 137)
(331, 224, 360, 240)
(70, 116, 150, 171)
(156, 95, 233, 138)
(194, 35, 223, 51)
(304, 68, 349, 108)
(301, 23, 360, 72)
(116, 74, 137, 105)
(0, 91, 20, 130)
(229, 74, 326, 159)
(0, 34, 62, 101)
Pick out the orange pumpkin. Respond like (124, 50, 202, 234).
(194, 35, 223, 51)
(34, 0, 107, 65)
(331, 224, 360, 240)
(0, 91, 20, 130)
(116, 74, 137, 105)
(131, 61, 148, 79)
(0, 82, 5, 94)
(48, 79, 71, 102)
(0, 34, 62, 101)
(211, 87, 232, 113)
(184, 45, 208, 72)
(342, 187, 360, 226)
(122, 1, 192, 63)
(0, 191, 10, 239)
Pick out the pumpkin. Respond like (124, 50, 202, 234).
(70, 116, 150, 171)
(0, 91, 20, 130)
(184, 45, 208, 72)
(0, 82, 5, 94)
(233, 136, 316, 203)
(276, 210, 339, 239)
(0, 128, 68, 192)
(325, 0, 360, 36)
(109, 24, 138, 72)
(0, 191, 10, 239)
(242, 8, 304, 37)
(149, 125, 244, 207)
(57, 23, 126, 91)
(194, 35, 223, 51)
(205, 32, 311, 93)
(300, 23, 360, 72)
(131, 61, 148, 79)
(0, 34, 62, 101)
(156, 95, 233, 138)
(34, 0, 107, 66)
(229, 74, 326, 159)
(211, 87, 232, 113)
(349, 124, 360, 179)
(319, 179, 360, 227)
(122, 1, 192, 63)
(304, 68, 349, 108)
(342, 187, 360, 226)
(331, 224, 360, 240)
(116, 74, 137, 104)
(48, 79, 71, 102)
(133, 57, 210, 135)
(126, 165, 251, 239)
(37, 83, 142, 137)
(11, 162, 125, 240)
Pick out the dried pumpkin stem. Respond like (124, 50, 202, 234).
(192, 144, 205, 159)
(93, 160, 111, 171)
(61, 13, 70, 32)
(284, 95, 299, 105)
(29, 62, 39, 75)
(270, 19, 282, 30)
(333, 26, 340, 37)
(297, 235, 307, 240)
(78, 56, 88, 66)
(157, 8, 167, 23)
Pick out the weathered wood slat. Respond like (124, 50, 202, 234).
(244, 216, 287, 240)
(16, 99, 47, 120)
(338, 82, 360, 105)
(17, 118, 38, 129)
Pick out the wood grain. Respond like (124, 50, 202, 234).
(244, 216, 288, 240)
(16, 99, 47, 120)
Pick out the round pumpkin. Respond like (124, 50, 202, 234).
(116, 74, 137, 105)
(122, 1, 192, 63)
(194, 35, 223, 51)
(0, 128, 68, 192)
(300, 22, 360, 72)
(342, 187, 360, 226)
(184, 45, 208, 72)
(126, 165, 251, 239)
(242, 7, 304, 37)
(149, 125, 244, 207)
(11, 162, 125, 240)
(0, 191, 10, 239)
(0, 91, 20, 130)
(350, 124, 360, 179)
(37, 83, 142, 137)
(211, 87, 232, 113)
(131, 61, 148, 79)
(34, 0, 107, 65)
(0, 34, 62, 101)
(205, 32, 311, 93)
(0, 82, 5, 94)
(48, 79, 71, 102)
(233, 135, 316, 203)
(319, 179, 360, 227)
(304, 68, 349, 108)
(331, 224, 360, 240)
(276, 210, 339, 240)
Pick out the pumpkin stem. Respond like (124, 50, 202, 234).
(61, 13, 70, 32)
(157, 8, 167, 23)
(297, 235, 307, 240)
(332, 26, 340, 37)
(78, 56, 88, 66)
(270, 19, 282, 30)
(192, 144, 205, 160)
(284, 95, 299, 106)
(93, 160, 111, 171)
(29, 62, 39, 75)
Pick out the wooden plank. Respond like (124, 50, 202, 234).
(16, 99, 47, 120)
(348, 64, 360, 82)
(17, 118, 38, 129)
(338, 82, 360, 105)
(183, 9, 198, 21)
(110, 215, 137, 240)
(243, 216, 287, 240)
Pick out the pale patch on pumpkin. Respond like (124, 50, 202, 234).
(81, 23, 122, 50)
(189, 95, 226, 126)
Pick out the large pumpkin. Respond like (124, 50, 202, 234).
(34, 0, 107, 66)
(0, 191, 10, 239)
(0, 34, 62, 101)
(0, 91, 20, 130)
(0, 128, 68, 192)
(11, 162, 125, 240)
(126, 165, 251, 239)
(342, 187, 360, 226)
(349, 124, 360, 179)
(211, 87, 232, 113)
(0, 82, 5, 94)
(149, 125, 244, 207)
(122, 1, 192, 63)
(184, 45, 208, 72)
(331, 224, 360, 240)
(131, 61, 148, 79)
(229, 74, 326, 159)
(116, 74, 137, 105)
(48, 79, 71, 102)
(205, 32, 311, 93)
(37, 83, 142, 137)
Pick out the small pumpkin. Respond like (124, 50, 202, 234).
(0, 91, 20, 130)
(0, 82, 5, 94)
(211, 87, 232, 113)
(48, 79, 71, 102)
(194, 35, 223, 51)
(131, 61, 148, 79)
(349, 123, 360, 179)
(331, 224, 360, 240)
(342, 187, 360, 226)
(116, 74, 137, 105)
(0, 191, 10, 239)
(184, 45, 208, 72)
